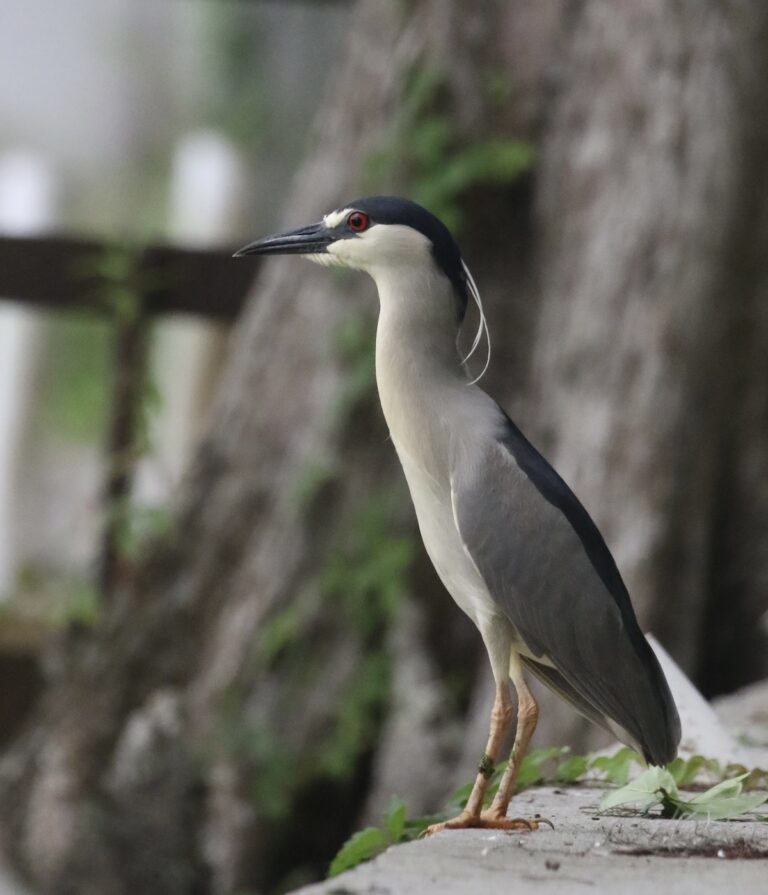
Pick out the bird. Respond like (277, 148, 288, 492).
(234, 196, 681, 834)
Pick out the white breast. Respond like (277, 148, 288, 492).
(390, 432, 499, 628)
(372, 263, 503, 630)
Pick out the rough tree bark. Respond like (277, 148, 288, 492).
(514, 0, 768, 744)
(1, 2, 767, 894)
(528, 0, 768, 689)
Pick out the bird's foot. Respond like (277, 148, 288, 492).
(422, 809, 551, 837)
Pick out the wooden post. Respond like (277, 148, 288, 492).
(0, 232, 256, 602)
(98, 306, 150, 602)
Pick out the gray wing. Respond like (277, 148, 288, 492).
(451, 412, 680, 765)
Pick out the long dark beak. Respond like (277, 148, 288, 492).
(233, 222, 331, 257)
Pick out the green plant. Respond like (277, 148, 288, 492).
(68, 247, 168, 571)
(110, 500, 173, 562)
(40, 314, 111, 441)
(213, 488, 416, 825)
(600, 766, 768, 821)
(3, 568, 101, 629)
(311, 493, 415, 779)
(53, 579, 100, 627)
(328, 746, 768, 878)
(328, 746, 582, 877)
(319, 492, 414, 638)
(589, 746, 640, 786)
(293, 459, 339, 509)
(328, 797, 441, 878)
(315, 650, 391, 780)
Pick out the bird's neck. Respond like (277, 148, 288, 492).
(371, 264, 465, 461)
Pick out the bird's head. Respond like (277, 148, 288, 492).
(235, 196, 490, 380)
(235, 196, 470, 319)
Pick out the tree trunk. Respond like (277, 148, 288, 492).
(2, 1, 768, 893)
(527, 0, 768, 691)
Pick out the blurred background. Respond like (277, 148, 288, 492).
(0, 1, 766, 894)
(0, 0, 345, 616)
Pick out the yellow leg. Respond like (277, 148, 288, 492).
(423, 681, 514, 836)
(424, 653, 543, 836)
(464, 681, 514, 817)
(486, 656, 539, 819)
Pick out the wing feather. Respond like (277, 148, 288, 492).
(451, 413, 680, 765)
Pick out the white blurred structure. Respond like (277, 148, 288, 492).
(647, 636, 754, 767)
(0, 152, 57, 599)
(166, 131, 249, 247)
(135, 131, 248, 504)
(0, 1, 349, 583)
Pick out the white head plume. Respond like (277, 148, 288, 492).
(459, 260, 491, 385)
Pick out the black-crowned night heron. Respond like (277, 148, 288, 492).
(235, 196, 681, 834)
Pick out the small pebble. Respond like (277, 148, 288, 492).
(545, 859, 561, 871)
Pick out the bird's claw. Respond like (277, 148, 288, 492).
(421, 811, 553, 837)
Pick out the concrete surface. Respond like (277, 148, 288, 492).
(294, 652, 768, 895)
(297, 786, 768, 895)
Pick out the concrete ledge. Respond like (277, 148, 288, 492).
(294, 652, 768, 895)
(297, 786, 768, 895)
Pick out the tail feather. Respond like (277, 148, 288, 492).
(522, 650, 681, 766)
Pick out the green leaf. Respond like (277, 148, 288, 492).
(600, 766, 679, 812)
(449, 745, 583, 810)
(742, 767, 768, 790)
(556, 754, 589, 783)
(668, 754, 720, 786)
(590, 747, 642, 786)
(691, 774, 749, 801)
(721, 763, 768, 791)
(601, 766, 768, 821)
(516, 746, 570, 790)
(328, 827, 390, 878)
(671, 773, 768, 820)
(447, 780, 475, 810)
(681, 792, 768, 820)
(385, 797, 407, 842)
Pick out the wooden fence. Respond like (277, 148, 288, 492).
(0, 233, 257, 601)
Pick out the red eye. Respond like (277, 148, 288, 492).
(347, 211, 369, 232)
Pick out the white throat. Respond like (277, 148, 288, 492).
(372, 263, 465, 471)
(373, 261, 462, 368)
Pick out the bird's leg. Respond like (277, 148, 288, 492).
(424, 658, 546, 835)
(484, 662, 539, 822)
(464, 681, 514, 817)
(422, 681, 514, 836)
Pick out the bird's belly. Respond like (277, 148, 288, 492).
(394, 444, 498, 628)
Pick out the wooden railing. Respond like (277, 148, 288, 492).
(0, 234, 257, 601)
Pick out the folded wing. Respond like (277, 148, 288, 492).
(451, 413, 680, 765)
